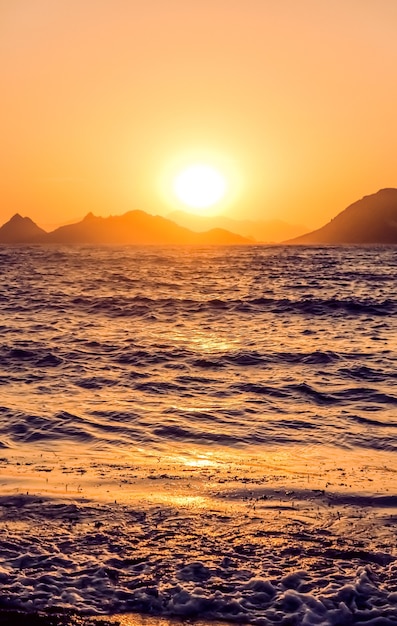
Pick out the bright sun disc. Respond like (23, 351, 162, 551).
(173, 164, 227, 209)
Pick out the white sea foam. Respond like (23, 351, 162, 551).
(0, 450, 397, 625)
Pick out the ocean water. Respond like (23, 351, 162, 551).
(0, 245, 397, 625)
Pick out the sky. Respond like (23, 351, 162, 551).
(1, 0, 397, 229)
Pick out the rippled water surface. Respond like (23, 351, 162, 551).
(1, 245, 397, 625)
(1, 245, 396, 454)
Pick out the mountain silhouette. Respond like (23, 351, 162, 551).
(287, 189, 397, 244)
(0, 213, 47, 243)
(168, 210, 306, 243)
(45, 210, 251, 244)
(5, 190, 397, 245)
(0, 210, 251, 245)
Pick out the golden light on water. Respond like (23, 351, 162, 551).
(170, 328, 238, 354)
(149, 494, 208, 509)
(173, 451, 218, 468)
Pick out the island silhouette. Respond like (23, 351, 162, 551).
(1, 189, 397, 244)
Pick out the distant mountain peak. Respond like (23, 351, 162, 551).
(0, 214, 47, 243)
(83, 212, 96, 221)
(9, 213, 26, 222)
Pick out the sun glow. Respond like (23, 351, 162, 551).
(173, 164, 227, 211)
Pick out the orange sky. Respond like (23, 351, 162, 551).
(1, 0, 397, 229)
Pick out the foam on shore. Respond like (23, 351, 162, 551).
(0, 447, 396, 625)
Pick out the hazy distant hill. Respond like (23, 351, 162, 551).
(287, 189, 397, 244)
(168, 210, 307, 243)
(42, 210, 251, 245)
(0, 213, 47, 243)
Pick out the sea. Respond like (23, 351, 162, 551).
(0, 244, 397, 626)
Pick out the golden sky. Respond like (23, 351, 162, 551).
(1, 0, 397, 229)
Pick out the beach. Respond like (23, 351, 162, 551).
(1, 444, 397, 624)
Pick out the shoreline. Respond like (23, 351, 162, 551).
(0, 609, 117, 625)
(1, 445, 396, 624)
(0, 611, 232, 626)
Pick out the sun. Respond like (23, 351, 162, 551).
(173, 164, 227, 211)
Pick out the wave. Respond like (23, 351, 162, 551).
(2, 397, 397, 453)
(70, 294, 397, 318)
(0, 246, 396, 458)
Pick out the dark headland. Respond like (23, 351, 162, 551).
(287, 188, 397, 244)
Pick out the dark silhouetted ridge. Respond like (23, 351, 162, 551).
(45, 210, 251, 245)
(0, 214, 47, 243)
(287, 189, 397, 244)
